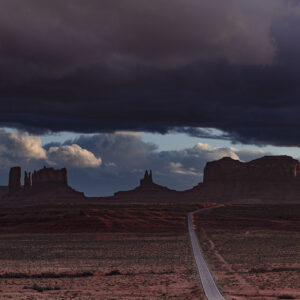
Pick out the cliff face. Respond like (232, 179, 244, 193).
(140, 170, 153, 186)
(204, 156, 300, 183)
(2, 166, 84, 204)
(32, 167, 68, 189)
(8, 167, 21, 193)
(190, 155, 300, 203)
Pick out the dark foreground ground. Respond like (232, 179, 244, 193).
(194, 204, 300, 300)
(0, 202, 299, 299)
(0, 203, 207, 299)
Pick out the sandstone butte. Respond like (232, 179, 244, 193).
(113, 170, 178, 202)
(1, 166, 85, 204)
(186, 155, 300, 203)
(1, 155, 300, 204)
(114, 155, 300, 203)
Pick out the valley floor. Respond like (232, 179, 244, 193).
(0, 203, 206, 299)
(0, 232, 205, 299)
(194, 204, 300, 300)
(0, 202, 299, 299)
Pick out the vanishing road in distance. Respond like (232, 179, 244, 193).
(188, 209, 226, 300)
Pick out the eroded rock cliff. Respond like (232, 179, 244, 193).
(204, 156, 300, 183)
(32, 167, 68, 189)
(8, 167, 21, 193)
(2, 166, 85, 205)
(188, 155, 300, 203)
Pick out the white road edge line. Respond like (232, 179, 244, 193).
(188, 207, 226, 300)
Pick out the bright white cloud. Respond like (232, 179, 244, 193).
(169, 162, 202, 176)
(47, 144, 102, 168)
(194, 143, 212, 151)
(194, 143, 240, 161)
(164, 143, 240, 178)
(0, 130, 46, 160)
(0, 130, 102, 169)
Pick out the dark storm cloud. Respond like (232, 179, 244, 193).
(1, 0, 300, 146)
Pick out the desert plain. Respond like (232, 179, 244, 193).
(194, 204, 300, 300)
(0, 202, 299, 299)
(0, 203, 207, 299)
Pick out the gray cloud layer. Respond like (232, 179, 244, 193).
(1, 1, 300, 146)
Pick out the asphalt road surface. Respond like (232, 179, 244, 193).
(188, 209, 225, 300)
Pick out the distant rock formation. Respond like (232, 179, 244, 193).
(3, 155, 300, 205)
(2, 166, 85, 204)
(8, 167, 21, 193)
(32, 166, 68, 189)
(113, 157, 300, 203)
(204, 156, 300, 183)
(140, 170, 153, 186)
(24, 171, 31, 191)
(114, 170, 178, 202)
(187, 155, 300, 203)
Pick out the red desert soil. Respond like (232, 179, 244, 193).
(0, 202, 212, 234)
(194, 204, 300, 300)
(0, 203, 212, 299)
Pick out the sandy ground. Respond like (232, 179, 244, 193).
(1, 202, 297, 299)
(194, 204, 300, 300)
(0, 203, 208, 299)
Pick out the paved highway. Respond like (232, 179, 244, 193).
(188, 209, 226, 300)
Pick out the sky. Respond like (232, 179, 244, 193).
(1, 0, 300, 196)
